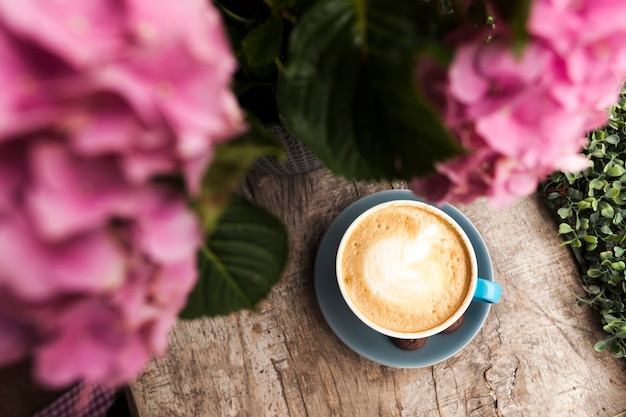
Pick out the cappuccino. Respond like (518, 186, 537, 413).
(336, 201, 475, 337)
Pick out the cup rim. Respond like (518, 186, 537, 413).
(335, 199, 478, 339)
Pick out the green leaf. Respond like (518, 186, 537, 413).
(594, 338, 610, 352)
(583, 235, 598, 244)
(606, 134, 620, 145)
(277, 0, 460, 181)
(568, 188, 584, 201)
(557, 207, 571, 219)
(600, 201, 615, 218)
(605, 187, 620, 199)
(196, 118, 284, 231)
(600, 250, 613, 261)
(565, 172, 579, 184)
(591, 145, 606, 158)
(600, 224, 613, 235)
(558, 223, 573, 234)
(603, 313, 619, 324)
(611, 344, 625, 358)
(587, 269, 603, 278)
(585, 284, 602, 294)
(580, 217, 590, 229)
(589, 178, 605, 191)
(180, 196, 289, 318)
(606, 165, 626, 177)
(242, 14, 284, 67)
(611, 261, 626, 271)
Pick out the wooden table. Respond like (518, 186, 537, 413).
(128, 168, 626, 417)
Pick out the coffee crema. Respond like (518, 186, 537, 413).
(338, 202, 473, 334)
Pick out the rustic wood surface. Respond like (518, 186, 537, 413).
(128, 167, 626, 417)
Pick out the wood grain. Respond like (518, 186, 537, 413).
(129, 168, 626, 417)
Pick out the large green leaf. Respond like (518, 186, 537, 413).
(277, 0, 460, 181)
(241, 14, 284, 68)
(180, 196, 289, 318)
(216, 0, 280, 86)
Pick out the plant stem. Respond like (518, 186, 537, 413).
(352, 0, 368, 52)
(274, 56, 285, 73)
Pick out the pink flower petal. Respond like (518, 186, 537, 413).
(0, 211, 126, 300)
(26, 140, 138, 239)
(134, 188, 202, 265)
(34, 301, 127, 387)
(0, 0, 127, 67)
(64, 93, 143, 156)
(448, 42, 489, 104)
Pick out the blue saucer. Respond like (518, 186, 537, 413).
(314, 190, 495, 368)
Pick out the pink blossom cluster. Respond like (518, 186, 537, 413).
(0, 0, 244, 387)
(411, 0, 626, 208)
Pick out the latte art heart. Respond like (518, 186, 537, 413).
(365, 225, 444, 303)
(338, 202, 473, 334)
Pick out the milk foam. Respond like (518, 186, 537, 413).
(339, 203, 473, 334)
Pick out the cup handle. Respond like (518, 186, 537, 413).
(473, 278, 502, 304)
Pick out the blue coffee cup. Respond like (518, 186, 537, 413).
(336, 200, 501, 339)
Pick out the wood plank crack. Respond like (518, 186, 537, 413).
(431, 367, 442, 415)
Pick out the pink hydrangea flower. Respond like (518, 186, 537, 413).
(0, 138, 203, 388)
(528, 0, 626, 123)
(0, 0, 243, 388)
(412, 0, 625, 208)
(0, 0, 245, 192)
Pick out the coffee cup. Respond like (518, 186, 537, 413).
(336, 200, 501, 339)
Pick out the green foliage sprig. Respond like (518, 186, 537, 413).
(543, 89, 626, 359)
